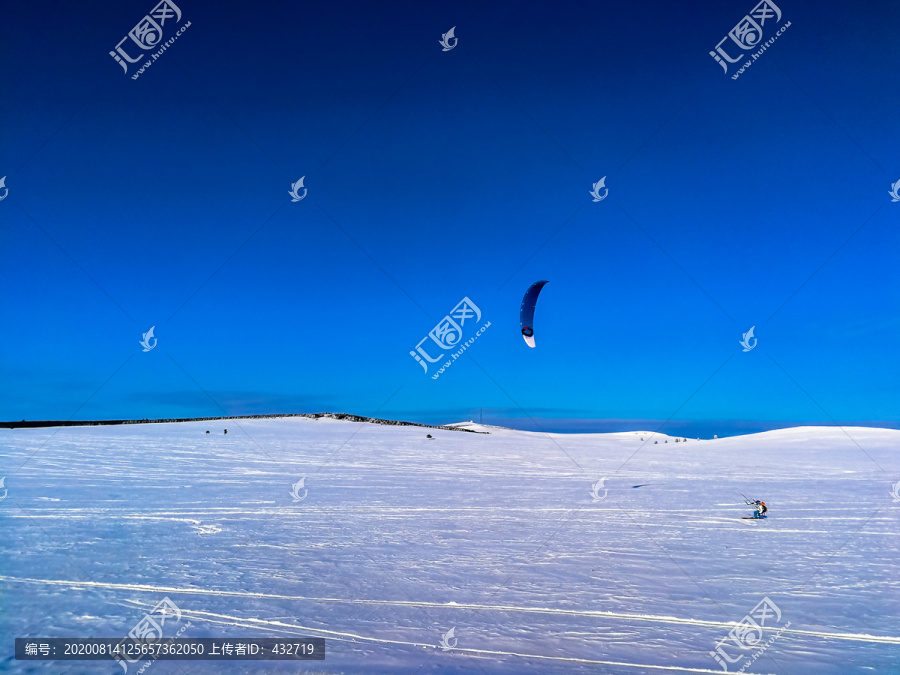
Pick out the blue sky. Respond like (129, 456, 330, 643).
(1, 0, 898, 435)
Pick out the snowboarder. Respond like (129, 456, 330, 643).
(742, 495, 768, 519)
(750, 500, 767, 518)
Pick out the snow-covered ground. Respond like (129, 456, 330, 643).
(1, 417, 898, 674)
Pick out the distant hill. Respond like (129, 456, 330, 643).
(0, 412, 489, 433)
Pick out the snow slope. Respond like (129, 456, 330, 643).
(1, 418, 898, 674)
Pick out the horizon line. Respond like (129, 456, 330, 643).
(2, 412, 898, 440)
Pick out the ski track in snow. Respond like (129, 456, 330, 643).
(2, 575, 897, 645)
(1, 419, 899, 674)
(113, 599, 742, 674)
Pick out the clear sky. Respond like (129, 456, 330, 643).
(1, 0, 898, 436)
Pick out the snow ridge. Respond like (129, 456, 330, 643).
(0, 411, 488, 433)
